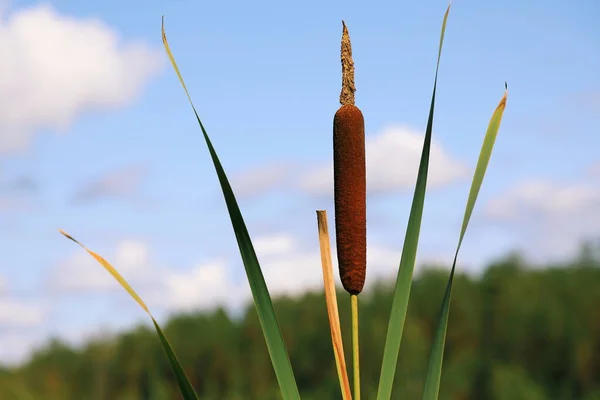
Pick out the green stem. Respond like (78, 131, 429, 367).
(351, 294, 360, 400)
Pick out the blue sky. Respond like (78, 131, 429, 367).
(0, 0, 598, 364)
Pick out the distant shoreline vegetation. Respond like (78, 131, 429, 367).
(2, 248, 599, 399)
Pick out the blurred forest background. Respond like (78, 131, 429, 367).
(1, 248, 599, 400)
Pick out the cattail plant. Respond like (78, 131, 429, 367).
(334, 21, 367, 298)
(60, 5, 509, 400)
(333, 21, 366, 400)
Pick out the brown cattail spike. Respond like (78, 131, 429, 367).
(334, 21, 366, 295)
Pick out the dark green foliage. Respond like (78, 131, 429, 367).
(1, 252, 599, 399)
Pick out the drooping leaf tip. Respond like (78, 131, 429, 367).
(161, 17, 168, 45)
(58, 229, 75, 242)
(498, 89, 508, 109)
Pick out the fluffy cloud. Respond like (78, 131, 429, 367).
(49, 238, 238, 311)
(21, 231, 454, 366)
(0, 274, 44, 329)
(162, 259, 240, 311)
(49, 238, 153, 292)
(0, 298, 43, 326)
(0, 4, 163, 153)
(254, 233, 296, 256)
(0, 274, 45, 364)
(158, 233, 412, 307)
(50, 231, 443, 312)
(231, 125, 467, 198)
(485, 178, 600, 259)
(301, 125, 467, 195)
(487, 180, 600, 221)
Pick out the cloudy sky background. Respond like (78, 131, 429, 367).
(0, 0, 598, 364)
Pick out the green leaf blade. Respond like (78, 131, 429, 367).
(421, 88, 508, 400)
(161, 19, 301, 400)
(376, 5, 451, 400)
(59, 230, 199, 400)
(152, 319, 200, 400)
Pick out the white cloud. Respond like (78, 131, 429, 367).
(0, 298, 43, 326)
(229, 125, 467, 199)
(30, 231, 456, 366)
(162, 259, 240, 311)
(50, 239, 151, 292)
(0, 273, 44, 329)
(253, 233, 296, 256)
(486, 180, 600, 221)
(50, 231, 438, 313)
(485, 179, 600, 259)
(248, 233, 451, 298)
(50, 238, 239, 311)
(0, 4, 163, 153)
(0, 270, 44, 331)
(301, 125, 468, 195)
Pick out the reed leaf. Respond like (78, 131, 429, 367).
(376, 4, 451, 399)
(421, 86, 508, 400)
(59, 230, 199, 400)
(161, 18, 301, 400)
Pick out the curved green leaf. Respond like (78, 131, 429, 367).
(59, 230, 199, 400)
(376, 5, 451, 399)
(161, 18, 301, 400)
(421, 86, 508, 400)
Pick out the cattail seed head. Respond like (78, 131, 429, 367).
(334, 21, 367, 295)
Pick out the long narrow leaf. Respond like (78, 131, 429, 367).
(161, 18, 301, 400)
(58, 230, 199, 400)
(421, 86, 508, 400)
(376, 5, 451, 399)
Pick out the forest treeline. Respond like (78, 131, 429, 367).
(1, 250, 599, 399)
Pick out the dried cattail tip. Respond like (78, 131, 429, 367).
(339, 21, 355, 106)
(334, 21, 366, 295)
